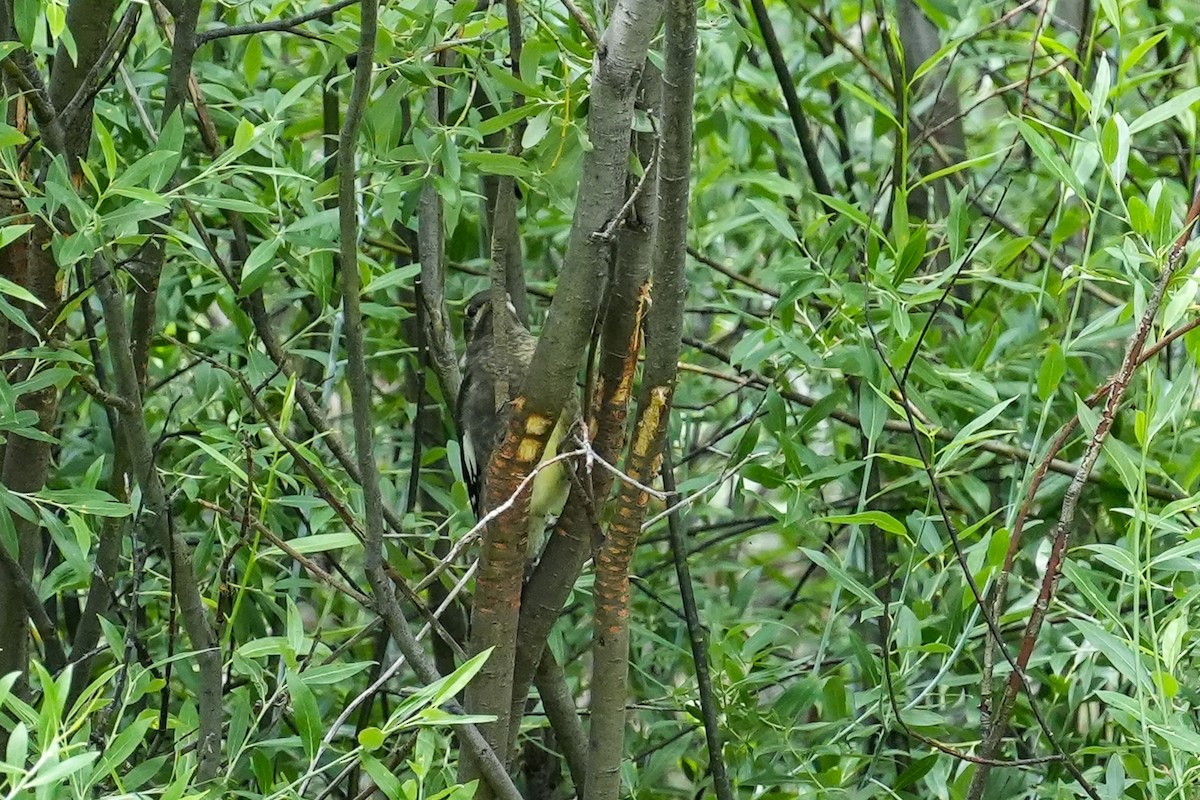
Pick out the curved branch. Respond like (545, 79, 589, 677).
(196, 0, 358, 43)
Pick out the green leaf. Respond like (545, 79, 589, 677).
(13, 0, 36, 47)
(26, 752, 99, 789)
(110, 150, 178, 193)
(35, 488, 130, 518)
(1078, 543, 1137, 577)
(1016, 119, 1083, 198)
(259, 532, 359, 558)
(1088, 56, 1110, 125)
(364, 264, 421, 295)
(285, 208, 339, 235)
(233, 117, 256, 151)
(1162, 278, 1195, 332)
(934, 396, 1018, 472)
(275, 76, 322, 117)
(835, 76, 897, 128)
(985, 527, 1010, 570)
(237, 637, 292, 659)
(45, 0, 64, 37)
(0, 278, 42, 312)
(429, 648, 491, 708)
(5, 720, 27, 768)
(894, 224, 928, 285)
(182, 436, 248, 481)
(0, 671, 18, 708)
(243, 35, 263, 85)
(300, 662, 373, 685)
(89, 713, 153, 783)
(359, 753, 404, 800)
(1096, 0, 1120, 32)
(159, 109, 185, 164)
(286, 671, 322, 761)
(816, 193, 878, 235)
(1121, 32, 1167, 73)
(1128, 86, 1200, 135)
(1128, 195, 1153, 236)
(1155, 724, 1200, 755)
(240, 237, 281, 296)
(13, 366, 74, 396)
(1069, 618, 1149, 689)
(478, 103, 541, 136)
(0, 223, 30, 253)
(1101, 112, 1129, 186)
(286, 597, 305, 655)
(459, 151, 532, 178)
(1150, 536, 1200, 569)
(181, 195, 270, 215)
(522, 110, 552, 150)
(96, 118, 117, 177)
(0, 122, 27, 149)
(818, 511, 906, 537)
(1037, 343, 1066, 401)
(800, 548, 882, 609)
(746, 197, 798, 245)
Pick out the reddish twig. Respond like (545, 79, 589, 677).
(969, 178, 1200, 798)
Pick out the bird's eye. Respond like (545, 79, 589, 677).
(466, 294, 490, 319)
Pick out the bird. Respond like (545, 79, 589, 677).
(455, 290, 579, 558)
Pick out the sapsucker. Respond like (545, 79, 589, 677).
(455, 291, 578, 557)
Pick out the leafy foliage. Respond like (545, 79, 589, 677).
(1, 0, 1200, 798)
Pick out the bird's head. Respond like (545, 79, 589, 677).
(463, 290, 522, 345)
(463, 290, 493, 345)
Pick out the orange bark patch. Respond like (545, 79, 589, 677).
(632, 385, 670, 457)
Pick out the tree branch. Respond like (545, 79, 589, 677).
(91, 256, 223, 781)
(661, 450, 733, 800)
(196, 0, 358, 43)
(967, 175, 1200, 799)
(586, 0, 693, 792)
(745, 0, 833, 199)
(0, 536, 67, 672)
(333, 6, 523, 798)
(507, 65, 662, 766)
(463, 0, 664, 783)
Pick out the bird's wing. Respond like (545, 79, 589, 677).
(455, 372, 484, 516)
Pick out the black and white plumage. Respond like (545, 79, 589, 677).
(455, 291, 578, 556)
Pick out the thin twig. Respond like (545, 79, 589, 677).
(416, 561, 476, 650)
(73, 373, 139, 413)
(968, 175, 1200, 798)
(686, 245, 779, 298)
(595, 134, 661, 241)
(196, 0, 359, 43)
(745, 0, 833, 199)
(2, 57, 65, 154)
(198, 500, 372, 604)
(661, 449, 734, 800)
(641, 453, 753, 531)
(559, 0, 598, 43)
(59, 5, 142, 129)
